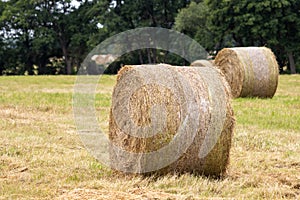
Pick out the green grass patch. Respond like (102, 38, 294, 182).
(0, 74, 299, 199)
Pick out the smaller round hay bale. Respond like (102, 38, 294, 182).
(214, 47, 279, 98)
(109, 65, 235, 176)
(191, 60, 215, 67)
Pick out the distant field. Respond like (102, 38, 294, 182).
(0, 75, 299, 199)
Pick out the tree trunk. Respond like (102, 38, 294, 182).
(147, 48, 152, 64)
(24, 30, 34, 75)
(25, 60, 34, 75)
(61, 42, 72, 75)
(38, 54, 52, 75)
(288, 52, 297, 74)
(151, 49, 156, 64)
(0, 64, 3, 75)
(65, 58, 72, 75)
(138, 50, 144, 64)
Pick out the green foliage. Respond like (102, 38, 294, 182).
(174, 1, 215, 52)
(0, 0, 190, 75)
(0, 0, 36, 74)
(91, 0, 191, 72)
(1, 0, 300, 74)
(0, 0, 101, 75)
(96, 0, 189, 31)
(203, 0, 300, 72)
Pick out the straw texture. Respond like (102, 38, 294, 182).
(191, 60, 215, 67)
(214, 47, 279, 98)
(109, 65, 235, 176)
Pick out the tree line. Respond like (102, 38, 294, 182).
(0, 0, 299, 75)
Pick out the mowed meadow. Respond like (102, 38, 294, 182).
(0, 75, 299, 199)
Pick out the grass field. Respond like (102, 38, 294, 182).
(0, 75, 299, 199)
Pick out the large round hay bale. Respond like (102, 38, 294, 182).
(214, 47, 279, 98)
(191, 60, 215, 67)
(109, 65, 235, 176)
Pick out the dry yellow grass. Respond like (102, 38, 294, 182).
(0, 75, 299, 199)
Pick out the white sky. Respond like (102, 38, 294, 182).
(71, 0, 81, 8)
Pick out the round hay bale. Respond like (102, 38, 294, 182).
(109, 65, 235, 176)
(214, 47, 279, 98)
(191, 60, 215, 67)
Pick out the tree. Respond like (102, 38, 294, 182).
(0, 0, 203, 75)
(205, 0, 300, 73)
(174, 1, 215, 52)
(89, 0, 191, 71)
(0, 0, 100, 75)
(276, 0, 300, 74)
(33, 0, 101, 74)
(0, 0, 38, 75)
(33, 0, 83, 74)
(0, 1, 5, 74)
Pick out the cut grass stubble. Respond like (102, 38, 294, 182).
(0, 75, 299, 199)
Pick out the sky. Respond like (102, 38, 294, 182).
(71, 0, 81, 8)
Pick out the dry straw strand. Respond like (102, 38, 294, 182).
(214, 47, 279, 98)
(190, 60, 215, 67)
(109, 64, 235, 176)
